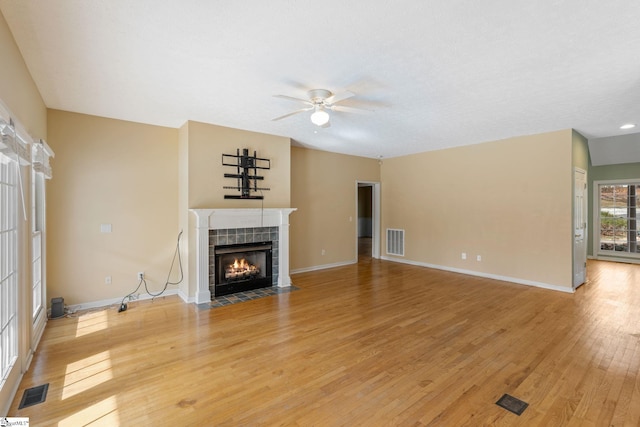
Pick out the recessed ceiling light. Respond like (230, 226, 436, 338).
(620, 123, 636, 129)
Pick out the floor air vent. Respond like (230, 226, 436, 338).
(496, 393, 528, 415)
(386, 228, 404, 256)
(18, 383, 49, 409)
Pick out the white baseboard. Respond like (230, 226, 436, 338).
(589, 254, 640, 265)
(291, 259, 357, 275)
(178, 289, 195, 303)
(381, 256, 574, 294)
(2, 374, 22, 417)
(67, 288, 181, 312)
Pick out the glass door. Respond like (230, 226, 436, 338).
(598, 182, 639, 256)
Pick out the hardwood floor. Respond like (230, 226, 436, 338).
(8, 259, 640, 426)
(358, 237, 372, 261)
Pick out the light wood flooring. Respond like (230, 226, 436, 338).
(8, 259, 640, 426)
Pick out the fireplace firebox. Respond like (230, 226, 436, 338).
(213, 241, 272, 297)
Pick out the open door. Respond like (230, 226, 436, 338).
(573, 167, 587, 289)
(356, 181, 380, 260)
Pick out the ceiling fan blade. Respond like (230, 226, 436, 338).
(271, 107, 313, 121)
(325, 90, 355, 105)
(331, 105, 373, 114)
(273, 94, 313, 105)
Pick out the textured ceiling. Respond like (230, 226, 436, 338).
(1, 1, 640, 159)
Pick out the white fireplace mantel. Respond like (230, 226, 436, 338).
(190, 208, 296, 304)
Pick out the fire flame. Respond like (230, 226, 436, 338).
(225, 258, 259, 280)
(229, 258, 255, 272)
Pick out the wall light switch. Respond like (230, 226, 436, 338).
(100, 224, 112, 233)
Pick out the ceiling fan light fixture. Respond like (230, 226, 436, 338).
(620, 123, 636, 130)
(310, 108, 330, 126)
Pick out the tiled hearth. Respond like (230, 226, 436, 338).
(191, 208, 296, 304)
(208, 286, 298, 308)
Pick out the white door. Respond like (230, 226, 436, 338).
(573, 168, 587, 288)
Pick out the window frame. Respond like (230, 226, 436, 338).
(0, 151, 19, 390)
(31, 169, 45, 322)
(593, 178, 640, 260)
(30, 139, 52, 355)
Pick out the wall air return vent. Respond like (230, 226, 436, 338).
(386, 228, 405, 256)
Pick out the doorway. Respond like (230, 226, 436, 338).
(356, 181, 380, 261)
(574, 167, 587, 289)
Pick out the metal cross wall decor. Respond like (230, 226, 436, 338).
(222, 148, 270, 199)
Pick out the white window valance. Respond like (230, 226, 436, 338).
(0, 118, 32, 165)
(0, 97, 51, 222)
(32, 139, 54, 179)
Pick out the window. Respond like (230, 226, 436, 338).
(32, 171, 44, 319)
(0, 106, 52, 403)
(0, 151, 18, 387)
(597, 182, 640, 256)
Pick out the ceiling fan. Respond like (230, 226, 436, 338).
(272, 89, 368, 127)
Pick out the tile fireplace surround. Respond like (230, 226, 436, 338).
(190, 208, 296, 304)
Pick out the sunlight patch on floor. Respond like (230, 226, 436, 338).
(74, 310, 109, 338)
(58, 395, 120, 426)
(62, 350, 113, 400)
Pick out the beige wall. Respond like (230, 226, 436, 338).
(185, 120, 291, 209)
(47, 110, 179, 305)
(290, 147, 380, 270)
(381, 129, 574, 289)
(177, 122, 190, 297)
(0, 11, 46, 138)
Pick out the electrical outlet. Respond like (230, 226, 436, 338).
(321, 249, 326, 255)
(138, 271, 144, 280)
(476, 255, 482, 262)
(461, 253, 467, 260)
(105, 276, 112, 284)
